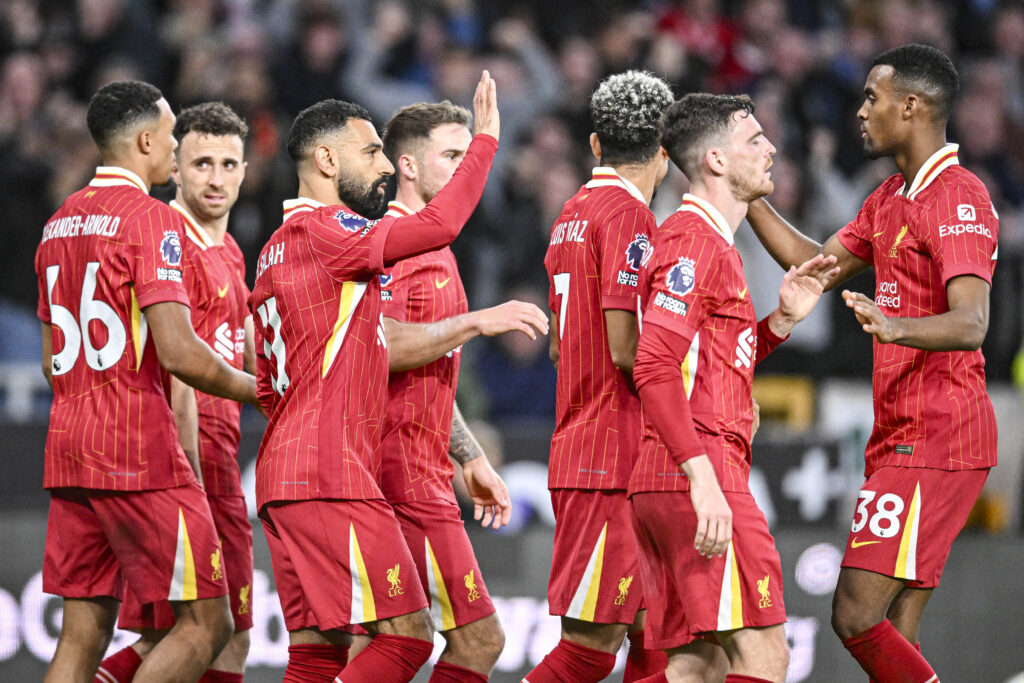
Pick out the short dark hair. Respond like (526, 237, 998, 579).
(591, 70, 674, 166)
(872, 44, 959, 122)
(174, 101, 249, 143)
(660, 93, 755, 181)
(287, 99, 373, 162)
(86, 80, 164, 152)
(382, 101, 472, 163)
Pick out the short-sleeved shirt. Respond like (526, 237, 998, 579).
(250, 198, 395, 509)
(629, 194, 758, 495)
(35, 166, 195, 491)
(378, 201, 468, 503)
(836, 144, 998, 475)
(171, 200, 250, 496)
(544, 167, 655, 490)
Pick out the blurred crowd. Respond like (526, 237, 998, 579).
(4, 0, 1024, 426)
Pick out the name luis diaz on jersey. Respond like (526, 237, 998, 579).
(549, 216, 588, 245)
(256, 242, 285, 279)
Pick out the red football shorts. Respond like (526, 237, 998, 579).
(118, 493, 254, 631)
(841, 466, 989, 588)
(547, 489, 645, 625)
(630, 490, 786, 650)
(43, 484, 228, 604)
(260, 498, 428, 632)
(391, 498, 495, 631)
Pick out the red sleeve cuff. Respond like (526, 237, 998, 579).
(755, 316, 788, 363)
(136, 288, 190, 311)
(601, 293, 637, 312)
(942, 264, 993, 287)
(837, 228, 873, 263)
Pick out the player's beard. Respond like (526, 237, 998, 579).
(337, 173, 389, 219)
(729, 168, 773, 203)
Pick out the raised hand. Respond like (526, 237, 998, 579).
(475, 300, 549, 340)
(472, 70, 499, 141)
(767, 253, 840, 338)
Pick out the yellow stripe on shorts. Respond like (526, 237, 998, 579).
(895, 482, 922, 581)
(349, 523, 377, 623)
(425, 538, 456, 631)
(566, 522, 608, 622)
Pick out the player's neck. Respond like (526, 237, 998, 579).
(394, 184, 426, 212)
(613, 162, 658, 206)
(690, 181, 745, 235)
(894, 129, 949, 193)
(297, 177, 341, 208)
(102, 156, 153, 191)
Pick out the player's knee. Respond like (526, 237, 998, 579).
(474, 618, 505, 665)
(831, 599, 875, 641)
(231, 628, 251, 657)
(766, 639, 790, 680)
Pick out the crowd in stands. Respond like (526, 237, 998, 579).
(3, 0, 1024, 424)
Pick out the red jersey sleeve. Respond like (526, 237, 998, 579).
(599, 206, 654, 311)
(130, 204, 190, 310)
(837, 181, 890, 265)
(922, 179, 998, 285)
(641, 232, 724, 339)
(755, 316, 788, 363)
(306, 209, 395, 279)
(634, 321, 705, 465)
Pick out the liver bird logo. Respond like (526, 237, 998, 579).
(757, 575, 772, 608)
(465, 570, 481, 601)
(210, 549, 223, 581)
(387, 563, 404, 596)
(615, 575, 633, 605)
(238, 584, 250, 614)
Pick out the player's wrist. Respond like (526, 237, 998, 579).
(767, 308, 797, 338)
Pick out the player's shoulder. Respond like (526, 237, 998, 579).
(658, 209, 725, 251)
(938, 164, 993, 200)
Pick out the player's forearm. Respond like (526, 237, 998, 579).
(165, 339, 258, 405)
(384, 314, 480, 371)
(756, 314, 790, 363)
(40, 323, 53, 388)
(381, 134, 498, 265)
(449, 402, 484, 465)
(874, 308, 987, 351)
(243, 316, 256, 375)
(170, 376, 202, 484)
(747, 198, 825, 269)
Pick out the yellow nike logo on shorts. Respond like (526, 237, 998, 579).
(850, 537, 882, 548)
(217, 282, 230, 298)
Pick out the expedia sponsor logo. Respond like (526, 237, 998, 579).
(957, 204, 976, 221)
(875, 280, 900, 309)
(939, 221, 991, 239)
(653, 291, 687, 316)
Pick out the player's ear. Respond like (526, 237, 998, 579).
(313, 144, 337, 178)
(170, 158, 181, 185)
(706, 146, 726, 177)
(136, 127, 153, 156)
(589, 133, 602, 162)
(398, 153, 417, 182)
(903, 93, 920, 120)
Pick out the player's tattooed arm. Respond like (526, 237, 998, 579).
(170, 375, 203, 486)
(449, 401, 484, 465)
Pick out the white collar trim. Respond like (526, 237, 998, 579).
(899, 143, 960, 200)
(169, 200, 215, 250)
(585, 167, 646, 204)
(89, 166, 147, 192)
(283, 196, 326, 221)
(677, 193, 733, 245)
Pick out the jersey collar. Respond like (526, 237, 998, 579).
(385, 200, 414, 218)
(89, 166, 148, 193)
(899, 143, 959, 201)
(678, 193, 733, 246)
(169, 200, 215, 250)
(585, 166, 646, 204)
(282, 196, 326, 221)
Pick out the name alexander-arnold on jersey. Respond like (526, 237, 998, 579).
(40, 214, 120, 243)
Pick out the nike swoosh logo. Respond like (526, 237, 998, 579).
(873, 231, 885, 238)
(217, 283, 230, 298)
(738, 286, 748, 299)
(435, 277, 451, 289)
(850, 537, 882, 548)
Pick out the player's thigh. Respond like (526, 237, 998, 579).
(261, 498, 427, 632)
(716, 624, 788, 673)
(561, 616, 629, 653)
(841, 467, 988, 587)
(43, 488, 123, 600)
(548, 488, 645, 627)
(886, 585, 934, 643)
(91, 482, 227, 605)
(171, 594, 232, 632)
(392, 498, 496, 633)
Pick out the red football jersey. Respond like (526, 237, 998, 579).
(35, 167, 195, 491)
(836, 144, 998, 474)
(250, 198, 395, 508)
(544, 167, 655, 490)
(378, 201, 468, 503)
(629, 194, 759, 495)
(172, 200, 250, 496)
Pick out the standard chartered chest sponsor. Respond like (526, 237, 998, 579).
(875, 279, 900, 310)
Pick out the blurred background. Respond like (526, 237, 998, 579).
(2, 0, 1024, 680)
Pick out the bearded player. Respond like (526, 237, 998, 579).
(343, 100, 550, 682)
(95, 101, 256, 683)
(628, 93, 837, 683)
(36, 81, 259, 683)
(523, 71, 677, 683)
(252, 72, 542, 683)
(746, 44, 998, 682)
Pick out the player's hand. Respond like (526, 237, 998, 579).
(461, 457, 511, 529)
(777, 254, 840, 321)
(681, 455, 732, 558)
(843, 289, 898, 343)
(472, 70, 499, 141)
(474, 300, 549, 339)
